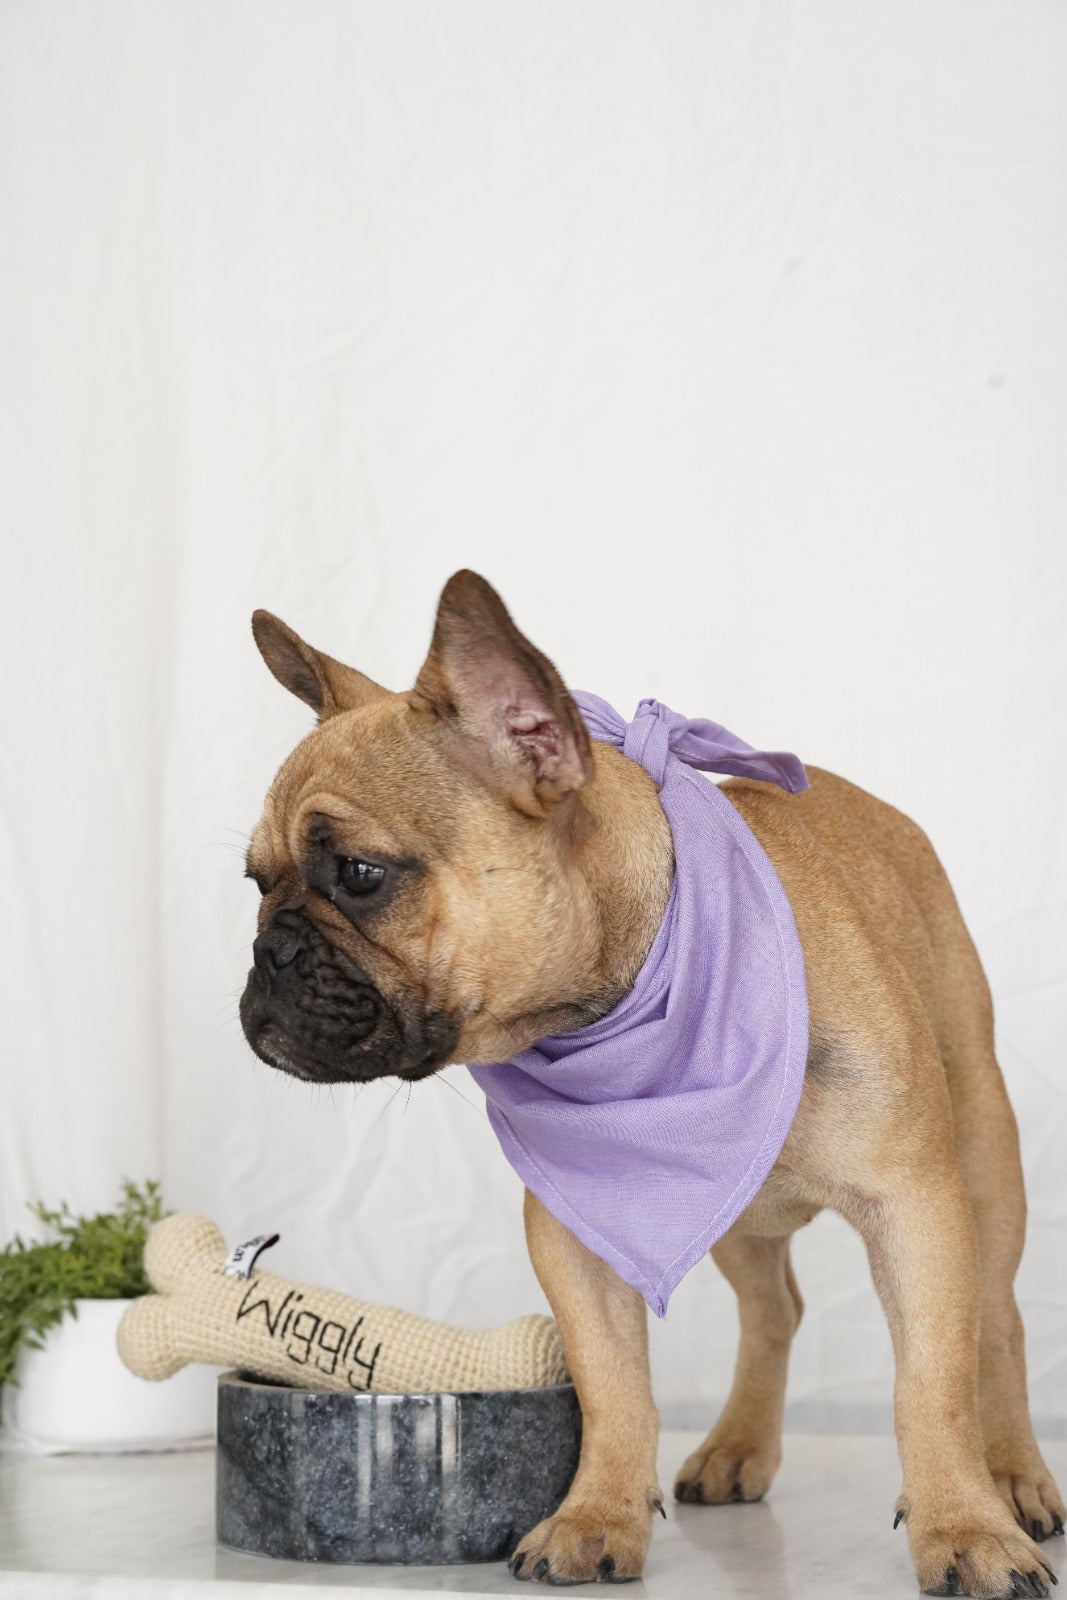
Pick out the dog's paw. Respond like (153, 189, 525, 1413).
(989, 1455, 1066, 1544)
(673, 1433, 779, 1506)
(507, 1499, 655, 1585)
(906, 1505, 1059, 1599)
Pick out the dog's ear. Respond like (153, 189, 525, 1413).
(251, 611, 387, 719)
(412, 571, 592, 815)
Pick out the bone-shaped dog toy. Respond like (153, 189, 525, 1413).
(117, 1213, 567, 1394)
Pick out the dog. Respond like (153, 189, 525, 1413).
(239, 569, 1063, 1596)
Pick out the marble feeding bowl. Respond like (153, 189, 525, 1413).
(216, 1371, 583, 1565)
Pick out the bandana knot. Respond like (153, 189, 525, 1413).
(623, 700, 673, 786)
(578, 691, 810, 795)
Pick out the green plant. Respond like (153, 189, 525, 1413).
(0, 1179, 166, 1390)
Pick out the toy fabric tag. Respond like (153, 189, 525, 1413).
(221, 1232, 280, 1279)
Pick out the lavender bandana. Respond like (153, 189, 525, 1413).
(467, 693, 810, 1317)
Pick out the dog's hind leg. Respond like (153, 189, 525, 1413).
(853, 1032, 1056, 1600)
(875, 807, 1064, 1551)
(674, 1230, 801, 1506)
(938, 967, 1065, 1543)
(969, 1119, 1067, 1544)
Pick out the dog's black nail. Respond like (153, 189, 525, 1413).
(922, 1576, 962, 1598)
(510, 1552, 526, 1577)
(597, 1556, 615, 1581)
(1033, 1520, 1047, 1544)
(532, 1558, 550, 1581)
(1040, 1563, 1057, 1586)
(1028, 1572, 1049, 1599)
(1052, 1514, 1064, 1536)
(652, 1497, 666, 1519)
(674, 1481, 687, 1502)
(894, 1507, 906, 1530)
(1010, 1573, 1031, 1599)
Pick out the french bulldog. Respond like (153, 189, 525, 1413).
(240, 570, 1063, 1596)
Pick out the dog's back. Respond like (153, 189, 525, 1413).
(724, 765, 991, 1073)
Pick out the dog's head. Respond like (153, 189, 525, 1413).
(238, 570, 617, 1086)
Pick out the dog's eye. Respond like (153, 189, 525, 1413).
(337, 858, 385, 897)
(244, 867, 271, 896)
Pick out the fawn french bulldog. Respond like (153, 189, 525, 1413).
(240, 570, 1062, 1596)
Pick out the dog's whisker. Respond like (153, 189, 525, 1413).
(213, 830, 255, 857)
(375, 1077, 411, 1124)
(428, 1071, 480, 1114)
(482, 1005, 525, 1049)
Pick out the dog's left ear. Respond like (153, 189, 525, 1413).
(412, 571, 593, 816)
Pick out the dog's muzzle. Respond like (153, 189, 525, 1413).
(239, 911, 456, 1084)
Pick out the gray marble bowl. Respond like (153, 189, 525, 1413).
(216, 1371, 582, 1565)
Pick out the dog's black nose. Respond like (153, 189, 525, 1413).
(252, 924, 302, 978)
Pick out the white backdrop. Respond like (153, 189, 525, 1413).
(1, 1, 1064, 1433)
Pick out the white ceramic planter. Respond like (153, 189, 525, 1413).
(3, 1297, 218, 1452)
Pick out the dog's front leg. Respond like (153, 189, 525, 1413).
(509, 1189, 663, 1585)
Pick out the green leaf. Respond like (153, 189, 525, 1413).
(0, 1179, 168, 1390)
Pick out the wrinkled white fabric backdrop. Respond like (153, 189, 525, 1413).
(1, 1, 1064, 1433)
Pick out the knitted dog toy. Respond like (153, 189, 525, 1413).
(117, 1214, 567, 1394)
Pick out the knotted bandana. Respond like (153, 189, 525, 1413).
(467, 693, 809, 1317)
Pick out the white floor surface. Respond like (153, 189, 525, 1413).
(0, 1431, 1063, 1599)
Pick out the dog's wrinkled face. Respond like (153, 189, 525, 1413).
(239, 571, 605, 1086)
(238, 699, 462, 1084)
